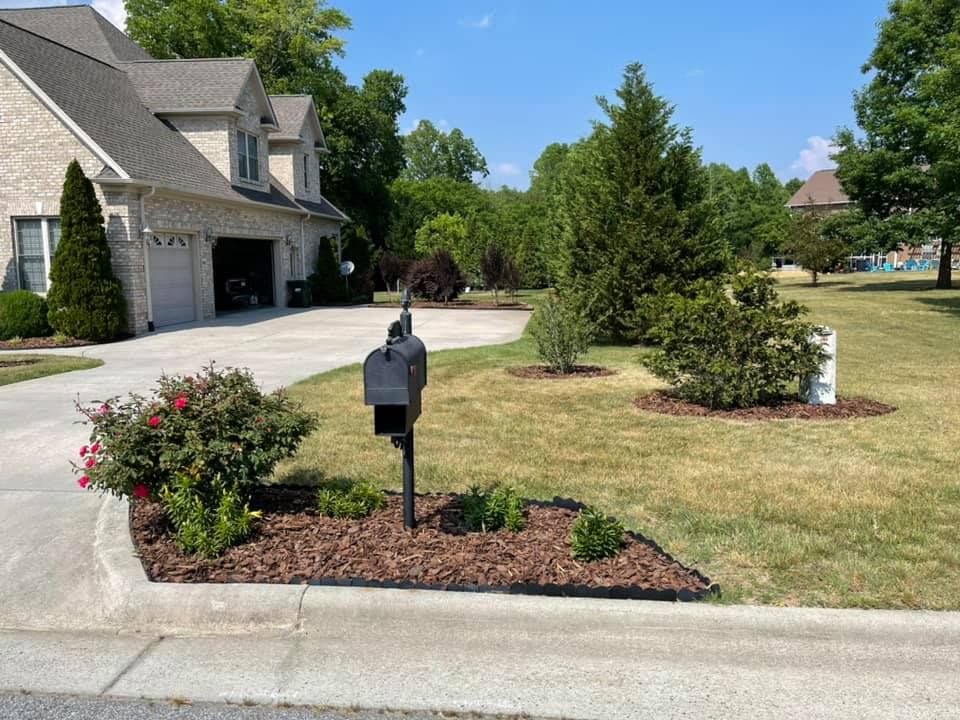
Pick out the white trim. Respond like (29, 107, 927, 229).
(0, 49, 129, 180)
(40, 219, 51, 292)
(93, 178, 310, 217)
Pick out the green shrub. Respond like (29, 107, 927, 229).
(47, 160, 127, 341)
(570, 507, 625, 562)
(75, 365, 316, 555)
(317, 480, 387, 519)
(406, 250, 467, 303)
(461, 484, 525, 533)
(160, 469, 260, 558)
(528, 293, 595, 373)
(643, 268, 824, 409)
(0, 290, 50, 340)
(309, 235, 350, 304)
(75, 364, 317, 499)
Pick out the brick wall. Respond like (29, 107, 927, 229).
(0, 62, 146, 334)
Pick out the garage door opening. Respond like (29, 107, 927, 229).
(213, 237, 275, 313)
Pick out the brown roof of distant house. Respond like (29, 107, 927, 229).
(787, 169, 851, 207)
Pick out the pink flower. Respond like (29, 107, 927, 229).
(84, 456, 96, 469)
(79, 445, 89, 458)
(174, 397, 187, 410)
(98, 404, 111, 415)
(90, 442, 101, 454)
(133, 484, 149, 499)
(148, 416, 161, 428)
(78, 476, 90, 489)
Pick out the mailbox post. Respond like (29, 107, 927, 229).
(362, 290, 426, 529)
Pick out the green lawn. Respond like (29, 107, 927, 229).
(280, 272, 960, 609)
(0, 353, 102, 385)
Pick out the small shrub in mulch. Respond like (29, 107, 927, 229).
(635, 390, 896, 421)
(507, 365, 616, 380)
(130, 487, 718, 601)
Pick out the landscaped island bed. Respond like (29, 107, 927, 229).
(635, 391, 896, 421)
(131, 487, 716, 600)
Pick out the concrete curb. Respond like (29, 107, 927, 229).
(96, 495, 960, 639)
(95, 496, 306, 635)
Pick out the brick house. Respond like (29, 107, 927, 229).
(0, 6, 347, 333)
(785, 169, 854, 214)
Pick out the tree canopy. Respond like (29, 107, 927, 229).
(402, 120, 489, 182)
(834, 0, 960, 289)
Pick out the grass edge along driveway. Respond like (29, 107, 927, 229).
(0, 354, 103, 386)
(278, 273, 960, 610)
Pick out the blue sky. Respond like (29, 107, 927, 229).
(3, 0, 891, 189)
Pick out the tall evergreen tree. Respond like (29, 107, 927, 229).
(834, 0, 960, 289)
(554, 63, 728, 341)
(47, 161, 127, 340)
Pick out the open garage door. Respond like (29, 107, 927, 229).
(213, 237, 275, 313)
(148, 234, 196, 327)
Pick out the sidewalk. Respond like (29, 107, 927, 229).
(3, 594, 959, 719)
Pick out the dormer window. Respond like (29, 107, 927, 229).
(237, 130, 260, 182)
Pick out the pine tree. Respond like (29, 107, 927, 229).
(554, 63, 729, 341)
(47, 160, 127, 341)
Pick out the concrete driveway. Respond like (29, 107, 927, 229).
(0, 305, 529, 630)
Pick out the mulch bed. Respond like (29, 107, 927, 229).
(635, 390, 896, 421)
(131, 487, 717, 601)
(0, 337, 93, 351)
(370, 302, 532, 311)
(507, 365, 617, 380)
(0, 358, 41, 368)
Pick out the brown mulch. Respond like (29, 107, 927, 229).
(131, 488, 714, 599)
(0, 358, 41, 368)
(370, 302, 532, 311)
(507, 365, 617, 380)
(0, 337, 93, 351)
(634, 390, 896, 421)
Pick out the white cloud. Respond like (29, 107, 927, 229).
(494, 162, 521, 176)
(459, 13, 493, 29)
(91, 0, 127, 29)
(790, 135, 838, 178)
(686, 68, 705, 78)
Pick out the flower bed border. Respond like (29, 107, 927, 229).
(635, 390, 896, 421)
(507, 365, 617, 380)
(130, 493, 721, 603)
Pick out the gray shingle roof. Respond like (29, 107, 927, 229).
(298, 197, 349, 221)
(0, 18, 299, 213)
(270, 95, 312, 139)
(123, 59, 255, 112)
(0, 5, 150, 65)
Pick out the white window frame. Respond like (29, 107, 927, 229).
(14, 217, 60, 293)
(237, 129, 260, 183)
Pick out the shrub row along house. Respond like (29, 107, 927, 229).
(0, 5, 347, 333)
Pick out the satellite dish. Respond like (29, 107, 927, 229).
(340, 260, 355, 277)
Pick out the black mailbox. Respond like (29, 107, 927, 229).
(363, 333, 427, 437)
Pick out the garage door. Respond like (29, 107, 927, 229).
(148, 234, 195, 327)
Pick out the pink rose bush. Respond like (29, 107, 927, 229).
(72, 364, 317, 557)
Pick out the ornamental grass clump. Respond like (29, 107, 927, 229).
(74, 364, 317, 556)
(570, 506, 625, 562)
(317, 480, 387, 519)
(461, 484, 526, 533)
(643, 268, 825, 410)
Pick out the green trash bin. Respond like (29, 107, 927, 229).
(286, 280, 312, 308)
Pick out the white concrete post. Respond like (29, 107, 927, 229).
(806, 327, 837, 405)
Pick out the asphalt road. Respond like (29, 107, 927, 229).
(0, 693, 503, 720)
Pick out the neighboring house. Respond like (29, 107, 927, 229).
(0, 5, 347, 333)
(786, 169, 854, 214)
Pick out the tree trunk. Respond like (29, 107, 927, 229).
(936, 241, 952, 289)
(811, 270, 819, 286)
